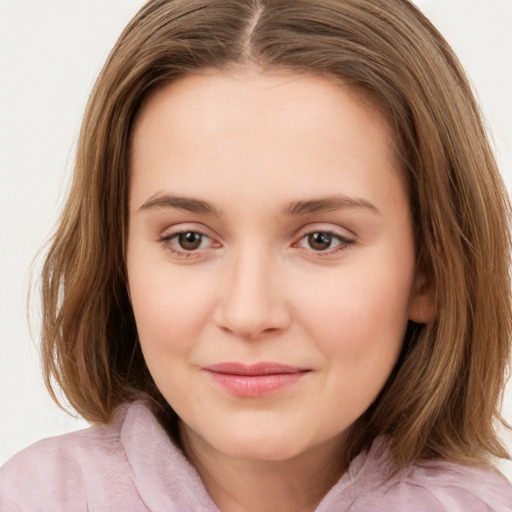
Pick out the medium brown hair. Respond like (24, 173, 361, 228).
(41, 0, 511, 467)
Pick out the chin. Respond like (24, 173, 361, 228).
(218, 436, 308, 462)
(197, 420, 329, 462)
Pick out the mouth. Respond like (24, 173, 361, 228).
(202, 362, 311, 397)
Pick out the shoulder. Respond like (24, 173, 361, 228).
(1, 399, 220, 512)
(350, 440, 512, 512)
(367, 460, 511, 512)
(0, 402, 144, 512)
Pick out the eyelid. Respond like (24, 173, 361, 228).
(293, 223, 356, 242)
(292, 224, 356, 255)
(159, 222, 218, 240)
(157, 222, 355, 259)
(158, 223, 222, 258)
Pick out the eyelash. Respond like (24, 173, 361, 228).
(158, 230, 214, 259)
(158, 228, 355, 259)
(294, 230, 355, 256)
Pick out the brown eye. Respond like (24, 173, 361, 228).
(160, 229, 217, 258)
(307, 232, 333, 251)
(178, 231, 204, 250)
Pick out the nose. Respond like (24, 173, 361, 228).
(214, 247, 291, 340)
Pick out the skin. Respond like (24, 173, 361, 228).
(127, 68, 428, 512)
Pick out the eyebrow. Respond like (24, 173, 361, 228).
(139, 194, 221, 215)
(138, 193, 379, 216)
(282, 196, 380, 216)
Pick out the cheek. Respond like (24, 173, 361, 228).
(294, 260, 413, 365)
(127, 256, 215, 355)
(291, 265, 412, 429)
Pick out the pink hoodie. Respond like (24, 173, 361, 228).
(1, 399, 511, 511)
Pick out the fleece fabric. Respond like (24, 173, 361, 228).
(1, 399, 511, 511)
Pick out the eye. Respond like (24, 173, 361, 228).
(304, 232, 336, 251)
(159, 229, 217, 258)
(296, 230, 354, 253)
(173, 231, 208, 251)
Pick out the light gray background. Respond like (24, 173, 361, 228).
(1, 0, 511, 481)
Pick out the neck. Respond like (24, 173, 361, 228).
(180, 424, 348, 512)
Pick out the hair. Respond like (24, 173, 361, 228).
(40, 0, 511, 468)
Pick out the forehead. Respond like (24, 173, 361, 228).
(133, 68, 394, 146)
(129, 69, 405, 215)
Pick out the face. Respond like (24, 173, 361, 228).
(127, 69, 425, 463)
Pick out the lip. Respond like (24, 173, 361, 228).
(203, 362, 310, 397)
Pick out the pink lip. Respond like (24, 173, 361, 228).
(203, 362, 310, 397)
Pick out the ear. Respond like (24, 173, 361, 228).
(408, 269, 436, 324)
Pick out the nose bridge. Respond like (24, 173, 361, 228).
(216, 241, 289, 338)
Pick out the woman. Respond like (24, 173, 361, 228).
(1, 0, 511, 510)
